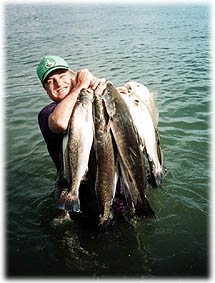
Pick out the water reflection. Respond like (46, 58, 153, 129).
(39, 193, 153, 277)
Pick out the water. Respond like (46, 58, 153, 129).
(4, 3, 210, 278)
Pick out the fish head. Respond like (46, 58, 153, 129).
(103, 82, 117, 117)
(81, 88, 94, 101)
(124, 81, 139, 96)
(79, 88, 94, 110)
(124, 81, 151, 102)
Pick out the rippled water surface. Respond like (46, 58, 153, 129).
(5, 3, 210, 278)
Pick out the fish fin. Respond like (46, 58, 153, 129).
(135, 197, 156, 219)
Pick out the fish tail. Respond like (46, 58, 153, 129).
(56, 192, 81, 212)
(135, 197, 156, 219)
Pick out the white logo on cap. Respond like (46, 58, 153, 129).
(45, 58, 55, 68)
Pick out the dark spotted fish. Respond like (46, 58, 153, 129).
(93, 92, 118, 226)
(103, 82, 155, 219)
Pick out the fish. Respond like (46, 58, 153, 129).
(123, 81, 159, 128)
(123, 82, 165, 166)
(56, 88, 94, 212)
(93, 91, 118, 226)
(118, 82, 167, 187)
(103, 82, 155, 219)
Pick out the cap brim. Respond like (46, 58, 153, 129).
(42, 66, 69, 84)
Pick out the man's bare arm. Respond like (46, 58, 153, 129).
(48, 69, 93, 134)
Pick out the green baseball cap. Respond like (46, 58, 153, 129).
(37, 55, 69, 84)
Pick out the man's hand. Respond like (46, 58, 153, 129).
(94, 79, 107, 96)
(90, 77, 106, 90)
(75, 69, 94, 90)
(75, 69, 107, 95)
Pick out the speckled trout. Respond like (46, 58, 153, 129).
(93, 92, 118, 226)
(103, 82, 155, 219)
(56, 89, 94, 212)
(118, 82, 166, 187)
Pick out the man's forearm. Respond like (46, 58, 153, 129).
(48, 84, 83, 134)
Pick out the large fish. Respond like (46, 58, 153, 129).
(123, 81, 159, 128)
(93, 91, 118, 226)
(103, 82, 155, 219)
(123, 82, 165, 166)
(56, 89, 94, 212)
(118, 82, 166, 186)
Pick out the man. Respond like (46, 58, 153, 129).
(37, 55, 129, 224)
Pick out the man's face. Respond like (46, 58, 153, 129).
(44, 69, 75, 102)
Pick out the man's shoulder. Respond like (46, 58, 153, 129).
(38, 102, 57, 133)
(38, 102, 57, 118)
